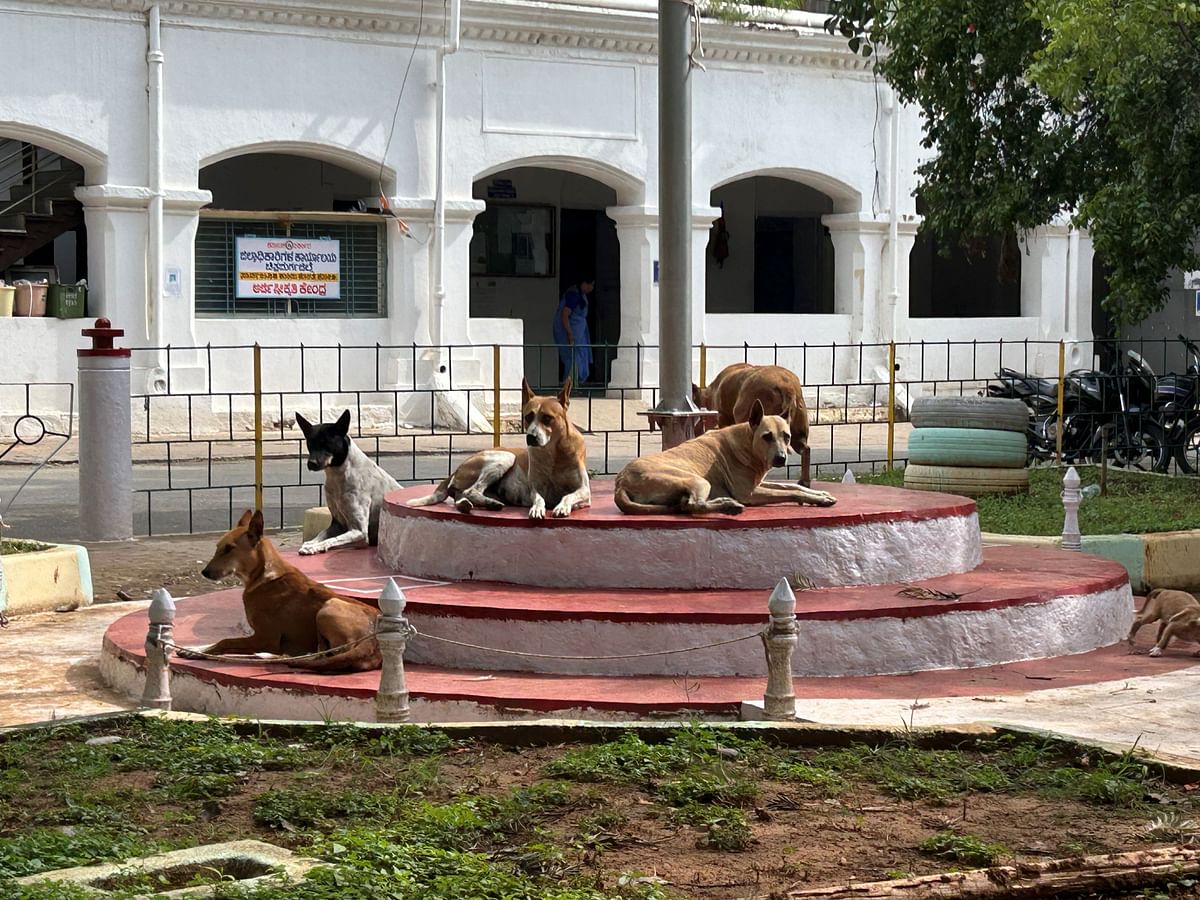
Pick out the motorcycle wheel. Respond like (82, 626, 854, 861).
(1090, 418, 1171, 473)
(1176, 420, 1200, 474)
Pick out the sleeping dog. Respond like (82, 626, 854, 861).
(407, 378, 589, 518)
(297, 410, 400, 555)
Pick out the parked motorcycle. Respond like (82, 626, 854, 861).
(987, 350, 1171, 472)
(1153, 335, 1200, 473)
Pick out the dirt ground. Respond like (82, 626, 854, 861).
(82, 528, 305, 605)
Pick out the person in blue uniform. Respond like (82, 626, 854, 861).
(553, 277, 595, 384)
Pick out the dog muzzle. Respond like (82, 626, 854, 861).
(773, 453, 788, 468)
(526, 433, 541, 447)
(307, 456, 330, 471)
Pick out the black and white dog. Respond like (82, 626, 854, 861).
(296, 410, 400, 556)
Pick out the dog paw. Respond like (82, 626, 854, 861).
(298, 543, 320, 556)
(551, 502, 573, 518)
(455, 498, 474, 514)
(807, 492, 836, 506)
(528, 502, 547, 520)
(1149, 646, 1164, 657)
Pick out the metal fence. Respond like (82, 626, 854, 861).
(118, 335, 1200, 536)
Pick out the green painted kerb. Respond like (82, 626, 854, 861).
(1080, 534, 1146, 593)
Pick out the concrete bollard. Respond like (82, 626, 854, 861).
(1061, 465, 1082, 551)
(761, 577, 798, 720)
(375, 578, 414, 723)
(141, 588, 175, 709)
(78, 318, 133, 541)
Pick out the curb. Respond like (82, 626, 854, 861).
(0, 543, 94, 615)
(980, 530, 1200, 593)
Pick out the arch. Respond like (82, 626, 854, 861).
(0, 121, 106, 182)
(199, 141, 395, 190)
(711, 167, 860, 215)
(474, 156, 644, 207)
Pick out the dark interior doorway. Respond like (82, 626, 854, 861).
(559, 208, 620, 390)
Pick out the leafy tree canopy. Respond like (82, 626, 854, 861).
(817, 0, 1200, 328)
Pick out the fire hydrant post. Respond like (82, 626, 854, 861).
(141, 588, 175, 709)
(762, 577, 798, 720)
(1061, 466, 1082, 551)
(375, 577, 413, 723)
(78, 318, 133, 541)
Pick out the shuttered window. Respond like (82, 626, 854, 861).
(195, 216, 386, 317)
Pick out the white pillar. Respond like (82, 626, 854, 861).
(375, 578, 414, 723)
(141, 588, 175, 709)
(78, 318, 133, 542)
(824, 213, 889, 380)
(762, 577, 798, 720)
(607, 205, 659, 394)
(1061, 466, 1082, 551)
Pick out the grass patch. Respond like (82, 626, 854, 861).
(919, 831, 1008, 867)
(0, 539, 53, 555)
(851, 466, 1200, 536)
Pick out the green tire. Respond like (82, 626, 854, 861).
(907, 427, 1028, 468)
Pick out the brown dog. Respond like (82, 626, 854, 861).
(198, 510, 381, 671)
(407, 378, 589, 518)
(693, 363, 810, 452)
(1128, 588, 1200, 658)
(614, 399, 835, 515)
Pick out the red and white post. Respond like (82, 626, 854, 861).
(78, 318, 133, 541)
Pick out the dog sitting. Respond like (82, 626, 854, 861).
(407, 378, 589, 519)
(1126, 588, 1200, 657)
(693, 363, 810, 452)
(297, 409, 399, 555)
(614, 399, 835, 515)
(198, 510, 381, 671)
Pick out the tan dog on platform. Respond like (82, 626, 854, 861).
(407, 378, 589, 518)
(614, 399, 835, 515)
(693, 363, 810, 452)
(197, 510, 381, 672)
(1127, 588, 1200, 657)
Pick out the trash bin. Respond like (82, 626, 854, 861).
(13, 281, 48, 316)
(0, 283, 13, 316)
(47, 282, 87, 319)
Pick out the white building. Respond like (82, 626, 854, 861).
(1, 0, 1101, 408)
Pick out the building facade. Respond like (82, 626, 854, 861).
(1, 0, 1101, 408)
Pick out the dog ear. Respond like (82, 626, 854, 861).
(521, 377, 535, 405)
(248, 509, 264, 543)
(295, 413, 313, 438)
(691, 383, 702, 406)
(748, 399, 765, 430)
(557, 376, 572, 409)
(336, 409, 352, 435)
(237, 509, 254, 528)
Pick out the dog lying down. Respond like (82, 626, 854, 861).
(1128, 588, 1200, 658)
(408, 378, 590, 519)
(196, 510, 381, 672)
(615, 399, 836, 515)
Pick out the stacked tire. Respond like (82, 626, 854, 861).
(903, 397, 1032, 497)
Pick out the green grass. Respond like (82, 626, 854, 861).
(0, 539, 53, 555)
(852, 466, 1200, 536)
(919, 831, 1008, 867)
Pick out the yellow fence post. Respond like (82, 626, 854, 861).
(493, 344, 501, 449)
(1056, 340, 1065, 465)
(700, 343, 707, 391)
(253, 343, 263, 513)
(886, 342, 896, 472)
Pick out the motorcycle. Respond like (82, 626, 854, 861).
(987, 350, 1171, 472)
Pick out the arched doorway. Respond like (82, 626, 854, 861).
(706, 175, 836, 315)
(197, 152, 388, 318)
(469, 166, 621, 391)
(0, 139, 87, 289)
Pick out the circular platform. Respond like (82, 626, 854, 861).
(379, 481, 983, 589)
(98, 543, 1144, 722)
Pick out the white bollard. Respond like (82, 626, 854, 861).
(1061, 466, 1082, 551)
(761, 577, 799, 720)
(841, 469, 857, 484)
(78, 319, 133, 541)
(375, 578, 414, 723)
(141, 588, 175, 709)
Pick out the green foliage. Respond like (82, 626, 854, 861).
(825, 0, 1200, 328)
(671, 805, 754, 851)
(254, 788, 403, 831)
(919, 830, 1008, 867)
(0, 827, 160, 879)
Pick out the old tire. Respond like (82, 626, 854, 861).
(910, 397, 1030, 433)
(907, 427, 1028, 468)
(903, 463, 1030, 497)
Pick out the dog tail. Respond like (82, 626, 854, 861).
(407, 477, 451, 507)
(613, 485, 675, 515)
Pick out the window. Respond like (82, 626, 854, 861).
(195, 216, 386, 317)
(752, 216, 835, 314)
(471, 205, 554, 277)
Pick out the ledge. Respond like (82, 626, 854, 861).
(0, 543, 94, 615)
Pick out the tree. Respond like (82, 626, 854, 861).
(822, 0, 1200, 329)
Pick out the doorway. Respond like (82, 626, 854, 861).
(560, 208, 620, 390)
